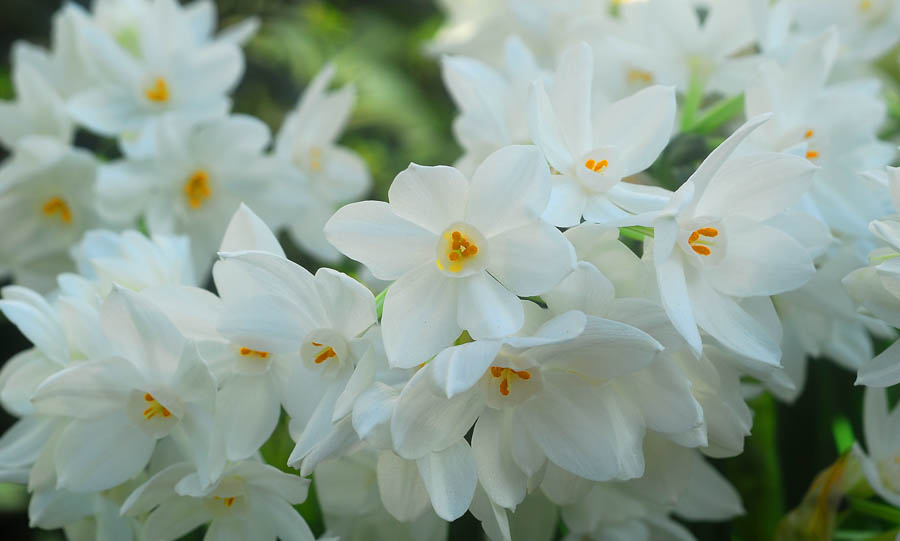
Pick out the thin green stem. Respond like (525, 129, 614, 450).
(619, 226, 654, 241)
(375, 285, 389, 319)
(680, 71, 705, 131)
(848, 497, 900, 525)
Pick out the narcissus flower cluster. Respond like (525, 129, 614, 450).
(1, 1, 900, 540)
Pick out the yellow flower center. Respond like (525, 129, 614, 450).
(688, 227, 718, 256)
(627, 69, 654, 84)
(184, 170, 212, 209)
(310, 342, 337, 365)
(145, 77, 170, 103)
(142, 393, 172, 420)
(437, 230, 480, 273)
(584, 158, 609, 173)
(860, 0, 873, 11)
(42, 196, 72, 224)
(239, 347, 269, 359)
(490, 366, 532, 397)
(213, 496, 237, 508)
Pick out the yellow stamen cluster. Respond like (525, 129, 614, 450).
(311, 342, 337, 365)
(584, 159, 609, 173)
(239, 347, 269, 359)
(439, 230, 479, 273)
(42, 196, 72, 224)
(627, 69, 653, 84)
(490, 366, 532, 397)
(145, 77, 170, 103)
(214, 496, 236, 508)
(688, 227, 718, 256)
(184, 170, 211, 209)
(142, 393, 171, 420)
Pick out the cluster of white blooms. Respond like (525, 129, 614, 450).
(0, 0, 371, 288)
(1, 0, 900, 540)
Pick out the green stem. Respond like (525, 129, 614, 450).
(680, 71, 705, 131)
(685, 93, 744, 134)
(619, 226, 654, 241)
(848, 497, 900, 524)
(375, 286, 389, 320)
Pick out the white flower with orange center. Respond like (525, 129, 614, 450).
(325, 145, 576, 368)
(852, 387, 900, 508)
(96, 115, 285, 274)
(273, 64, 371, 263)
(527, 42, 676, 227)
(617, 115, 818, 366)
(29, 287, 217, 492)
(122, 459, 314, 541)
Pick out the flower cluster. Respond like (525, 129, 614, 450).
(1, 0, 900, 540)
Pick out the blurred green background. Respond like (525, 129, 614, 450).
(0, 1, 892, 539)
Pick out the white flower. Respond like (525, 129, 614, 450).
(744, 29, 895, 238)
(65, 1, 244, 156)
(30, 287, 217, 491)
(528, 42, 676, 227)
(620, 115, 817, 365)
(442, 36, 550, 175)
(273, 64, 371, 263)
(390, 299, 683, 510)
(315, 450, 449, 541)
(791, 0, 900, 66)
(325, 145, 575, 368)
(0, 50, 73, 148)
(852, 387, 900, 507)
(0, 136, 106, 290)
(122, 460, 313, 541)
(97, 115, 284, 272)
(610, 0, 761, 95)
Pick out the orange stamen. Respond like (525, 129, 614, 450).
(239, 347, 269, 359)
(313, 347, 336, 364)
(142, 393, 172, 420)
(42, 196, 72, 224)
(184, 170, 211, 209)
(490, 367, 531, 397)
(806, 150, 819, 159)
(145, 77, 170, 103)
(804, 129, 814, 139)
(688, 227, 718, 257)
(584, 159, 609, 173)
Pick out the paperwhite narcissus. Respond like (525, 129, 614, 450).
(442, 36, 550, 175)
(274, 64, 372, 263)
(65, 2, 244, 156)
(325, 144, 575, 368)
(744, 29, 895, 238)
(315, 450, 449, 541)
(122, 460, 314, 541)
(30, 287, 217, 491)
(390, 300, 676, 510)
(0, 136, 107, 291)
(96, 115, 285, 273)
(791, 0, 900, 66)
(528, 42, 676, 227)
(0, 52, 73, 148)
(852, 387, 900, 508)
(618, 115, 817, 366)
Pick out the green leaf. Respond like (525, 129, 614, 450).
(848, 497, 900, 525)
(375, 285, 389, 319)
(680, 71, 705, 131)
(686, 93, 745, 134)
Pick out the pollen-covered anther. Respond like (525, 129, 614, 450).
(442, 230, 479, 271)
(214, 496, 237, 508)
(239, 347, 269, 359)
(184, 169, 211, 209)
(860, 0, 873, 11)
(309, 147, 323, 171)
(806, 150, 819, 159)
(804, 129, 814, 139)
(688, 227, 718, 256)
(490, 366, 532, 397)
(42, 196, 72, 224)
(311, 342, 337, 364)
(584, 158, 610, 173)
(627, 69, 653, 84)
(142, 393, 172, 420)
(145, 77, 170, 103)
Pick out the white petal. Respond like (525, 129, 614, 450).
(391, 367, 483, 459)
(472, 409, 527, 509)
(218, 375, 280, 461)
(688, 114, 772, 194)
(252, 490, 316, 541)
(541, 175, 587, 228)
(457, 273, 524, 340)
(382, 263, 461, 368)
(487, 221, 575, 296)
(0, 416, 55, 468)
(388, 163, 468, 234)
(694, 152, 816, 222)
(324, 201, 435, 280)
(377, 451, 430, 521)
(550, 42, 593, 159)
(332, 345, 377, 421)
(314, 268, 377, 339)
(417, 439, 477, 521)
(466, 145, 551, 237)
(619, 359, 703, 435)
(352, 382, 397, 450)
(656, 256, 702, 356)
(582, 193, 630, 223)
(143, 500, 210, 541)
(528, 81, 575, 174)
(542, 261, 615, 315)
(32, 359, 138, 419)
(55, 413, 155, 492)
(219, 203, 285, 256)
(857, 340, 900, 388)
(675, 456, 744, 520)
(430, 340, 503, 399)
(121, 462, 195, 516)
(592, 85, 676, 174)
